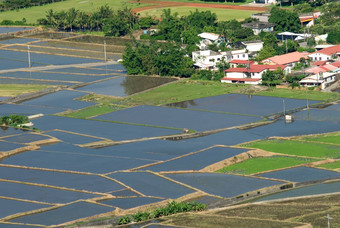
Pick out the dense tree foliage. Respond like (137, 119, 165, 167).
(122, 40, 194, 77)
(269, 7, 301, 33)
(261, 68, 284, 86)
(327, 30, 340, 44)
(0, 0, 65, 11)
(38, 5, 139, 35)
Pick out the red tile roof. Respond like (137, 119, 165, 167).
(229, 60, 253, 64)
(225, 64, 285, 73)
(314, 45, 340, 56)
(264, 51, 309, 65)
(312, 60, 327, 66)
(306, 65, 337, 74)
(332, 62, 340, 67)
(221, 77, 261, 82)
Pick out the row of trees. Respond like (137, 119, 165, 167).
(0, 0, 65, 11)
(38, 5, 139, 36)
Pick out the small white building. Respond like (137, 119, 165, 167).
(241, 40, 264, 53)
(198, 32, 222, 50)
(221, 49, 249, 62)
(299, 72, 338, 89)
(192, 50, 223, 70)
(308, 45, 340, 62)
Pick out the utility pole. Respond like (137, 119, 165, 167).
(27, 45, 31, 68)
(104, 40, 107, 62)
(327, 214, 332, 228)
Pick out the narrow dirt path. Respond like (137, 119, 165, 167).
(131, 0, 267, 13)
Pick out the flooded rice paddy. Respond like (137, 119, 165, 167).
(0, 32, 339, 226)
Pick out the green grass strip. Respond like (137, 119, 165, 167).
(217, 155, 319, 175)
(62, 104, 125, 119)
(242, 139, 340, 158)
(252, 88, 340, 102)
(298, 132, 340, 145)
(318, 161, 340, 170)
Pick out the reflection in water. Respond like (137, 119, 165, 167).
(120, 76, 177, 96)
(1, 126, 9, 131)
(166, 100, 198, 108)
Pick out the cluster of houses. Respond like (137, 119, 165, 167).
(192, 30, 340, 90)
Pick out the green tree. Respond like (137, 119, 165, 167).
(327, 30, 340, 44)
(269, 7, 301, 33)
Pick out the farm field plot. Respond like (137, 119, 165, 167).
(297, 131, 340, 144)
(166, 94, 320, 117)
(0, 27, 35, 34)
(0, 166, 125, 193)
(0, 198, 50, 219)
(44, 130, 103, 145)
(139, 7, 261, 21)
(294, 108, 340, 124)
(258, 167, 340, 182)
(0, 104, 65, 115)
(0, 78, 76, 86)
(9, 201, 114, 226)
(108, 172, 195, 199)
(21, 90, 94, 111)
(30, 115, 182, 141)
(1, 146, 157, 174)
(242, 139, 340, 158)
(141, 147, 249, 172)
(99, 197, 164, 210)
(0, 49, 101, 70)
(93, 105, 262, 131)
(0, 223, 41, 228)
(1, 133, 52, 144)
(110, 189, 139, 197)
(0, 38, 39, 45)
(78, 76, 177, 97)
(256, 181, 340, 202)
(0, 127, 27, 137)
(90, 63, 127, 71)
(215, 204, 331, 221)
(0, 141, 28, 151)
(181, 129, 265, 147)
(104, 139, 209, 161)
(318, 161, 340, 170)
(244, 119, 340, 137)
(0, 180, 101, 204)
(41, 67, 122, 75)
(157, 214, 303, 228)
(165, 173, 284, 198)
(217, 156, 319, 175)
(0, 71, 116, 84)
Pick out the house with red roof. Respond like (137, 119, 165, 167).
(306, 62, 340, 74)
(229, 60, 254, 68)
(262, 51, 309, 69)
(308, 45, 340, 61)
(221, 64, 286, 85)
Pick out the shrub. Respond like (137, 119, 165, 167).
(118, 216, 131, 225)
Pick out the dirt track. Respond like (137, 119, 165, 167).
(131, 0, 267, 13)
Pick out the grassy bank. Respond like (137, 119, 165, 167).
(253, 88, 340, 102)
(0, 84, 50, 97)
(217, 156, 318, 175)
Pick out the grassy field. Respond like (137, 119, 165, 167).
(298, 132, 340, 145)
(253, 88, 340, 102)
(161, 0, 254, 5)
(79, 80, 249, 106)
(242, 139, 340, 158)
(318, 161, 340, 170)
(0, 84, 50, 97)
(63, 104, 126, 119)
(217, 156, 318, 175)
(139, 7, 261, 21)
(0, 0, 148, 24)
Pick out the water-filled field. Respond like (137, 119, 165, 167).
(94, 105, 262, 131)
(166, 94, 320, 116)
(0, 27, 35, 34)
